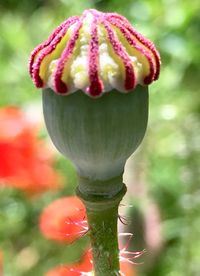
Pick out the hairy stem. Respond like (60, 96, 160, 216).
(77, 176, 126, 276)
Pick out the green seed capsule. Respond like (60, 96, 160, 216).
(42, 86, 148, 187)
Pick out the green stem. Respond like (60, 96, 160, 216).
(77, 176, 127, 276)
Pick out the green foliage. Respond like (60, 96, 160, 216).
(0, 0, 200, 275)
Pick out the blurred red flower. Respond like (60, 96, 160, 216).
(45, 250, 92, 276)
(39, 196, 87, 243)
(120, 260, 136, 276)
(0, 107, 61, 195)
(46, 249, 135, 276)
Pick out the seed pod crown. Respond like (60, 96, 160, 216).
(29, 9, 160, 97)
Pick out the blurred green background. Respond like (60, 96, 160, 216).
(0, 0, 200, 275)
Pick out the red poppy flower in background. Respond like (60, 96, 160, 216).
(45, 249, 135, 276)
(39, 196, 88, 243)
(45, 250, 92, 276)
(0, 107, 62, 195)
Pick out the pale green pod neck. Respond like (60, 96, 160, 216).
(78, 174, 123, 197)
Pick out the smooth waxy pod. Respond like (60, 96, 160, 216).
(42, 86, 148, 196)
(29, 9, 160, 276)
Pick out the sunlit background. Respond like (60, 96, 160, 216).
(0, 0, 200, 275)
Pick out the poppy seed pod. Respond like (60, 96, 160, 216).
(42, 87, 148, 195)
(29, 9, 160, 196)
(29, 9, 161, 275)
